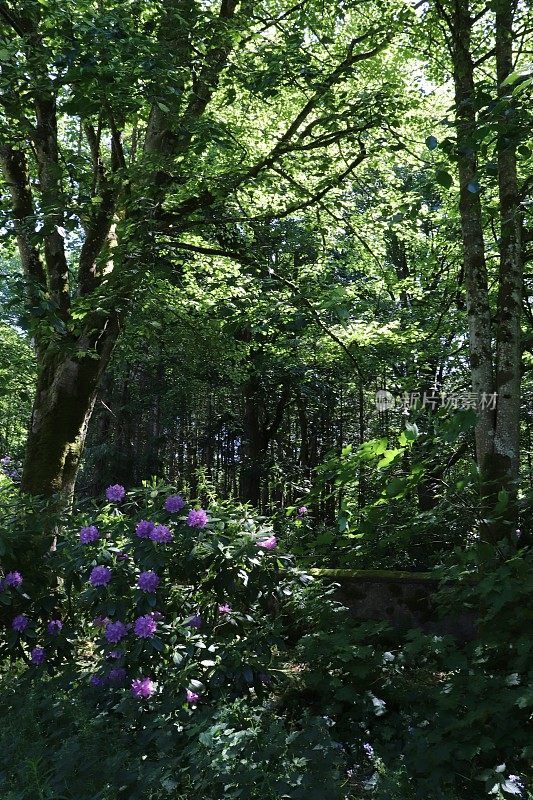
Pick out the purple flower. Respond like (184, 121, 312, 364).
(131, 677, 155, 698)
(218, 603, 232, 615)
(47, 619, 63, 635)
(108, 667, 127, 685)
(187, 509, 208, 528)
(256, 535, 277, 550)
(138, 571, 160, 593)
(186, 614, 203, 629)
(93, 615, 109, 628)
(79, 525, 99, 544)
(5, 571, 23, 588)
(30, 646, 45, 665)
(149, 524, 173, 543)
(90, 674, 106, 687)
(89, 565, 112, 587)
(134, 614, 157, 638)
(165, 494, 185, 513)
(116, 550, 130, 562)
(186, 689, 200, 704)
(135, 519, 154, 538)
(106, 484, 125, 502)
(12, 614, 29, 632)
(105, 620, 128, 644)
(297, 506, 308, 517)
(363, 743, 375, 758)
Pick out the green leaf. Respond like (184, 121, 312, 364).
(377, 448, 403, 469)
(436, 169, 453, 189)
(500, 71, 521, 87)
(386, 477, 407, 497)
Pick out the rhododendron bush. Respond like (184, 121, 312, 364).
(0, 482, 531, 800)
(1, 482, 292, 705)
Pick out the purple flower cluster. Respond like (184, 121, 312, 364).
(138, 571, 160, 593)
(186, 689, 200, 704)
(80, 525, 99, 544)
(135, 519, 154, 538)
(108, 667, 127, 685)
(105, 620, 128, 644)
(149, 524, 173, 543)
(5, 571, 23, 588)
(131, 677, 155, 698)
(89, 565, 112, 587)
(186, 614, 203, 629)
(90, 674, 106, 688)
(256, 535, 277, 550)
(12, 613, 29, 632)
(297, 506, 308, 517)
(218, 603, 232, 615)
(134, 614, 157, 638)
(106, 484, 125, 502)
(1, 456, 19, 480)
(31, 646, 45, 665)
(164, 494, 185, 513)
(187, 509, 208, 528)
(47, 619, 63, 635)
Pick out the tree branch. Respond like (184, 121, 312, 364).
(0, 146, 47, 308)
(170, 241, 365, 378)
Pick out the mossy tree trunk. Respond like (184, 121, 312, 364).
(439, 0, 525, 539)
(21, 324, 119, 503)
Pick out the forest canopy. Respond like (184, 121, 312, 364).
(0, 0, 531, 798)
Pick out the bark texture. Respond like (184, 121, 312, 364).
(450, 0, 495, 466)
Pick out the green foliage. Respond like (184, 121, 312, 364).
(0, 486, 531, 799)
(0, 324, 35, 458)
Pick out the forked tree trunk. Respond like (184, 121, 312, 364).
(21, 323, 119, 504)
(443, 0, 524, 538)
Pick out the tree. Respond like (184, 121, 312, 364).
(431, 0, 531, 535)
(0, 0, 405, 506)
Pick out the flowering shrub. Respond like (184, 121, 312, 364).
(0, 480, 357, 798)
(0, 481, 531, 799)
(1, 481, 297, 708)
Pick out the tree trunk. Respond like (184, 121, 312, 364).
(442, 0, 524, 538)
(240, 377, 268, 506)
(450, 0, 495, 468)
(21, 324, 118, 504)
(490, 0, 523, 502)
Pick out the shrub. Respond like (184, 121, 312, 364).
(0, 482, 531, 799)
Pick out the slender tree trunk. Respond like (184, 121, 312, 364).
(491, 0, 523, 500)
(450, 0, 495, 468)
(240, 377, 267, 505)
(297, 396, 310, 470)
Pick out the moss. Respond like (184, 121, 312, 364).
(309, 568, 436, 582)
